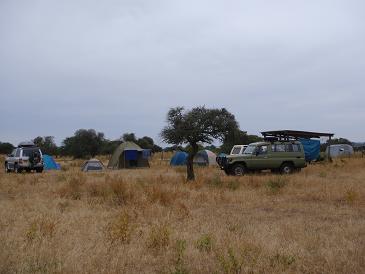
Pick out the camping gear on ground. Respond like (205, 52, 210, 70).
(43, 154, 61, 170)
(82, 159, 105, 172)
(170, 151, 188, 166)
(326, 144, 354, 158)
(193, 150, 217, 166)
(299, 139, 321, 162)
(107, 142, 150, 169)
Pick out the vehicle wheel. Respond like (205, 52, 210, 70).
(231, 163, 246, 176)
(36, 168, 43, 173)
(280, 163, 294, 174)
(14, 164, 22, 173)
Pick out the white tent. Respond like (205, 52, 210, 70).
(326, 144, 354, 158)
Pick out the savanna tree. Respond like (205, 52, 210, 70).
(161, 106, 239, 181)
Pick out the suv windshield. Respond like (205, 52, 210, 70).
(243, 145, 256, 154)
(22, 148, 40, 157)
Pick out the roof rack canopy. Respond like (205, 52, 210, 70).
(261, 130, 334, 140)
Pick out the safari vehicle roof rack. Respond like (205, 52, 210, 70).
(18, 141, 36, 148)
(261, 130, 334, 141)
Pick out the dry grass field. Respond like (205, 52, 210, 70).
(0, 154, 364, 273)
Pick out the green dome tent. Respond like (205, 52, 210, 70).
(107, 142, 150, 169)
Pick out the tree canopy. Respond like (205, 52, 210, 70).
(61, 129, 105, 159)
(0, 142, 14, 154)
(33, 136, 58, 155)
(161, 106, 240, 180)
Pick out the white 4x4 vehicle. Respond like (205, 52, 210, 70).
(5, 142, 44, 173)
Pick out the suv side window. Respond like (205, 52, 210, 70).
(273, 144, 286, 152)
(257, 145, 268, 155)
(292, 144, 301, 152)
(15, 149, 21, 157)
(286, 144, 293, 152)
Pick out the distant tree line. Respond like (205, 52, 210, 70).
(0, 130, 163, 159)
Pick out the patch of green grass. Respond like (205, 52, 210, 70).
(266, 177, 287, 194)
(171, 239, 189, 274)
(196, 234, 214, 253)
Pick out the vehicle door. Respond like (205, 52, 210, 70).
(286, 144, 305, 167)
(251, 145, 271, 169)
(270, 144, 286, 168)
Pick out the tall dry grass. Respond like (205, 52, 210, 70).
(0, 156, 364, 273)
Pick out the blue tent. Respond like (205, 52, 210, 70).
(43, 154, 61, 170)
(170, 151, 188, 166)
(299, 139, 320, 162)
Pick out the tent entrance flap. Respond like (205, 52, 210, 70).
(125, 150, 138, 161)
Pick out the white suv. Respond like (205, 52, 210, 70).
(5, 142, 43, 173)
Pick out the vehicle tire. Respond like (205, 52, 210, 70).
(231, 163, 246, 176)
(280, 163, 294, 174)
(36, 168, 43, 173)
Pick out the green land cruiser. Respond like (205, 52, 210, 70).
(220, 141, 306, 176)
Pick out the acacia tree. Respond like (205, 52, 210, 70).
(161, 106, 239, 181)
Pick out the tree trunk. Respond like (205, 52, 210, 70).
(186, 143, 199, 181)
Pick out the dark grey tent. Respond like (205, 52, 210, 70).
(107, 142, 150, 169)
(81, 159, 105, 172)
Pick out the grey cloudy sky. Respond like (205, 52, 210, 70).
(1, 0, 364, 145)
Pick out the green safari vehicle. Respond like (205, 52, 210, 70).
(220, 141, 306, 176)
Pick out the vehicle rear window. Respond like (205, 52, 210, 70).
(22, 148, 41, 157)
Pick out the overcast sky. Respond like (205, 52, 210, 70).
(1, 0, 364, 146)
